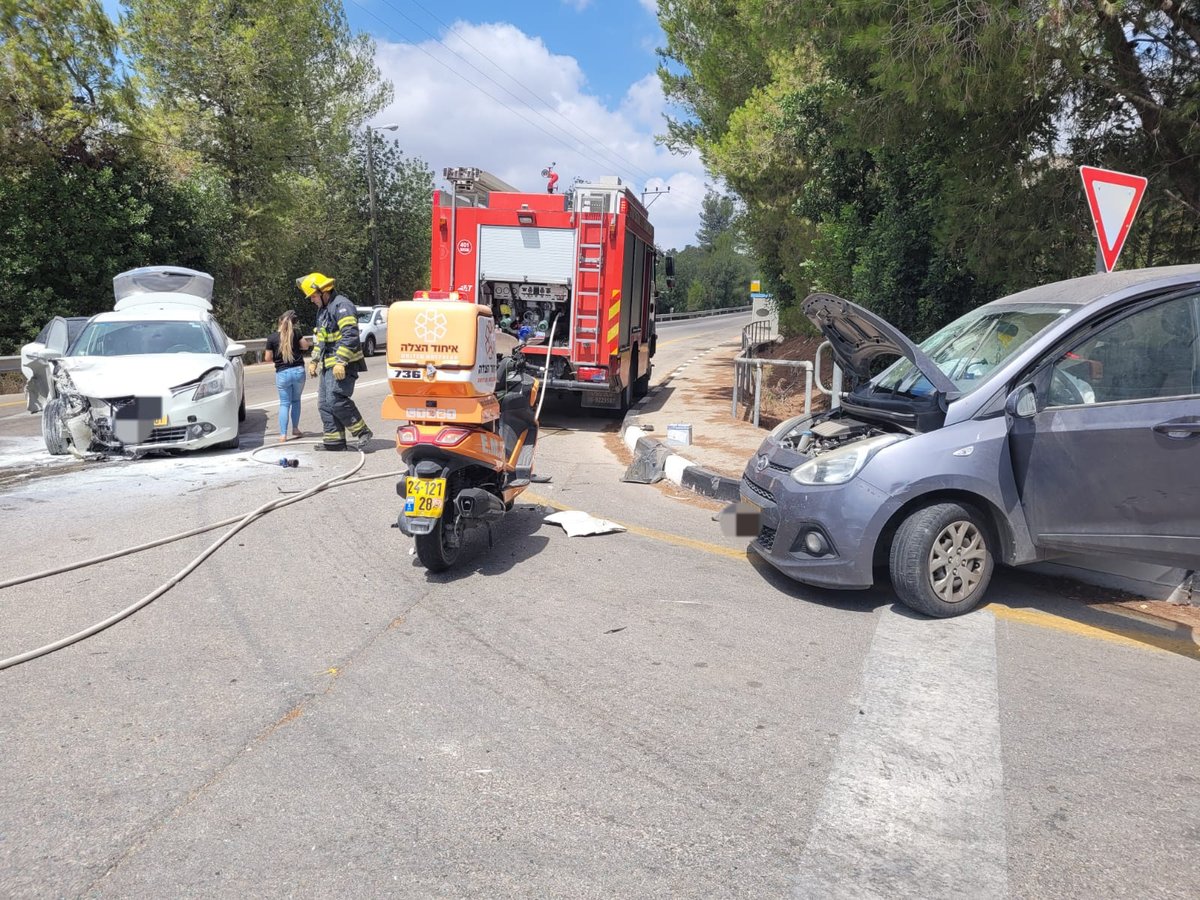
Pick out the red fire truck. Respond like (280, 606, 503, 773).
(428, 166, 663, 412)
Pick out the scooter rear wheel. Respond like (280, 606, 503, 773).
(415, 515, 461, 572)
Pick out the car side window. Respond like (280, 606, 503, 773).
(1046, 293, 1200, 407)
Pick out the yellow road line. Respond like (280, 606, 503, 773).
(989, 603, 1199, 658)
(0, 398, 25, 408)
(525, 491, 747, 560)
(525, 492, 1194, 657)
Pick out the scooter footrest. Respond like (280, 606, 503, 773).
(507, 478, 531, 489)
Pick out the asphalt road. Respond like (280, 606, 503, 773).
(1, 314, 1198, 898)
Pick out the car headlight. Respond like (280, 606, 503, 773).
(193, 367, 230, 401)
(790, 433, 906, 486)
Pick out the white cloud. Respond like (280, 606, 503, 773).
(639, 0, 658, 14)
(370, 21, 705, 250)
(563, 0, 592, 10)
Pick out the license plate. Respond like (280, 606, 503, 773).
(153, 415, 169, 426)
(404, 477, 446, 518)
(580, 390, 621, 409)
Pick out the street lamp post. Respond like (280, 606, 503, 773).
(364, 123, 399, 306)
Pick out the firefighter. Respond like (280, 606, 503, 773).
(296, 272, 373, 451)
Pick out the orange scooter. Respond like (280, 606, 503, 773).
(381, 293, 546, 571)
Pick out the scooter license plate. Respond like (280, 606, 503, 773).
(405, 477, 446, 518)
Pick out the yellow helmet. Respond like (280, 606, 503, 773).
(296, 272, 335, 298)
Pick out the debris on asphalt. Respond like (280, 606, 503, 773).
(544, 510, 626, 537)
(621, 441, 670, 484)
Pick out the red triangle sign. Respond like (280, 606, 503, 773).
(1079, 166, 1148, 272)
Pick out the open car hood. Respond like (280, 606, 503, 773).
(58, 354, 228, 398)
(802, 293, 958, 396)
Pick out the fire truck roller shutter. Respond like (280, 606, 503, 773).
(478, 226, 576, 283)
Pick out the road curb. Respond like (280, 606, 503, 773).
(620, 390, 741, 503)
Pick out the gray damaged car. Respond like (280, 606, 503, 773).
(741, 265, 1200, 617)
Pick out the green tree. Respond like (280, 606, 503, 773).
(0, 147, 219, 353)
(695, 189, 737, 251)
(0, 0, 223, 353)
(122, 0, 392, 334)
(657, 0, 1200, 338)
(0, 0, 129, 162)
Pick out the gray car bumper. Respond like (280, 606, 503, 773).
(740, 465, 895, 590)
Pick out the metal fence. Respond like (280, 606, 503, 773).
(740, 318, 775, 352)
(732, 341, 843, 427)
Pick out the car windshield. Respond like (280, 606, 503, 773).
(69, 321, 218, 357)
(868, 303, 1072, 397)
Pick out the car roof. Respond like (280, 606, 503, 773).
(987, 264, 1200, 309)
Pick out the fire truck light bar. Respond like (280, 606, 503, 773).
(443, 166, 520, 195)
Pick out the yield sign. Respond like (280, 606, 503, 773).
(1079, 165, 1148, 272)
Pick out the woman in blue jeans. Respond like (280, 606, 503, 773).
(263, 310, 312, 442)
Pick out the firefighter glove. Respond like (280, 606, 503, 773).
(332, 362, 346, 381)
(307, 360, 318, 377)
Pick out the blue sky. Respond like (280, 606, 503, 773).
(105, 0, 709, 250)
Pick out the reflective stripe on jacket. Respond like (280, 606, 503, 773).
(313, 294, 366, 371)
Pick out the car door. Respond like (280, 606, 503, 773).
(1008, 288, 1200, 566)
(22, 317, 71, 413)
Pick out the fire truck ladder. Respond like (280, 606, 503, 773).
(573, 212, 606, 365)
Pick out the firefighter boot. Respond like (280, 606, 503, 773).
(350, 419, 373, 449)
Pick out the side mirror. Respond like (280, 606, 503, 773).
(1005, 382, 1038, 419)
(28, 347, 63, 362)
(225, 342, 247, 358)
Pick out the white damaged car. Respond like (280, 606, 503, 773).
(24, 266, 247, 456)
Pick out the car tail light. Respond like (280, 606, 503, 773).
(397, 425, 419, 445)
(434, 427, 471, 446)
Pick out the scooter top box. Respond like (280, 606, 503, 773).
(382, 296, 501, 424)
(386, 298, 498, 389)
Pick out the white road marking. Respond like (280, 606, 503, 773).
(793, 608, 1008, 899)
(246, 377, 390, 412)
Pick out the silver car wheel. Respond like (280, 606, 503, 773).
(927, 520, 987, 604)
(890, 501, 996, 618)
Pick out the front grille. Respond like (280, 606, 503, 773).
(757, 525, 777, 550)
(742, 476, 775, 505)
(768, 461, 793, 474)
(146, 426, 188, 444)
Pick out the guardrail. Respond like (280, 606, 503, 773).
(658, 304, 751, 322)
(0, 337, 275, 376)
(1, 308, 751, 375)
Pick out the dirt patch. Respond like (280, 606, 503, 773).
(1030, 572, 1200, 633)
(742, 335, 833, 430)
(1102, 599, 1200, 631)
(0, 372, 25, 395)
